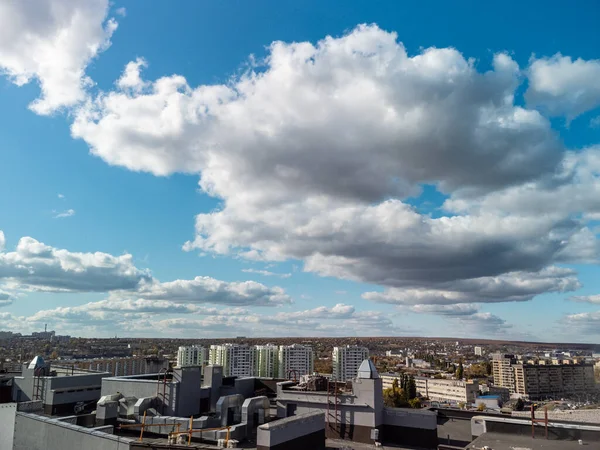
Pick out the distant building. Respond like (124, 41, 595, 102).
(209, 344, 255, 377)
(59, 356, 168, 377)
(492, 353, 596, 399)
(474, 346, 483, 356)
(332, 345, 369, 381)
(414, 377, 479, 405)
(31, 330, 55, 340)
(513, 361, 595, 399)
(177, 345, 207, 367)
(255, 344, 280, 378)
(380, 373, 401, 390)
(480, 383, 510, 402)
(492, 353, 516, 393)
(278, 344, 314, 378)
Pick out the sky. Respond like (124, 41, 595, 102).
(1, 0, 600, 342)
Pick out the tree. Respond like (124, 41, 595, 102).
(515, 398, 525, 411)
(456, 361, 464, 380)
(457, 402, 466, 410)
(383, 378, 408, 408)
(477, 402, 486, 411)
(485, 361, 492, 376)
(408, 398, 421, 409)
(408, 375, 417, 400)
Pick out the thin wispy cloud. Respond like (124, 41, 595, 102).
(57, 193, 65, 199)
(242, 268, 291, 278)
(54, 209, 75, 219)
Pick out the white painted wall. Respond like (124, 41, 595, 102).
(0, 403, 17, 450)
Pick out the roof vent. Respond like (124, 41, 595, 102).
(28, 356, 46, 370)
(357, 359, 379, 379)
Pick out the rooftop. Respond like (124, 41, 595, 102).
(466, 432, 599, 450)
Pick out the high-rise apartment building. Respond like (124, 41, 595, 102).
(176, 345, 207, 367)
(209, 344, 255, 377)
(278, 344, 314, 378)
(332, 345, 369, 381)
(492, 353, 517, 393)
(474, 346, 483, 356)
(493, 353, 596, 399)
(255, 344, 280, 377)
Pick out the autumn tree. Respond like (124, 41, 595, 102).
(408, 398, 421, 409)
(383, 378, 408, 408)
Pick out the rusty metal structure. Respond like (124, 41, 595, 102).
(530, 404, 549, 439)
(326, 379, 339, 432)
(118, 411, 232, 446)
(117, 411, 182, 441)
(156, 367, 169, 414)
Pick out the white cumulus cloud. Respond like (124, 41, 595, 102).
(526, 54, 600, 120)
(0, 234, 150, 292)
(118, 276, 291, 307)
(62, 25, 600, 312)
(0, 0, 118, 114)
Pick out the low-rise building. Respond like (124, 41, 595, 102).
(11, 356, 110, 415)
(58, 355, 168, 376)
(415, 377, 479, 405)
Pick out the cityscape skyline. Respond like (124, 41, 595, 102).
(1, 0, 600, 342)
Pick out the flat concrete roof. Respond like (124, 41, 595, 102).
(466, 432, 600, 450)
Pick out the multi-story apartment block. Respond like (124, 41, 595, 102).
(176, 345, 207, 367)
(255, 344, 280, 377)
(332, 345, 369, 381)
(278, 344, 314, 378)
(492, 353, 517, 393)
(209, 344, 255, 377)
(204, 343, 315, 379)
(493, 353, 596, 399)
(474, 346, 483, 356)
(513, 361, 595, 399)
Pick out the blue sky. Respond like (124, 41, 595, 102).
(1, 0, 600, 341)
